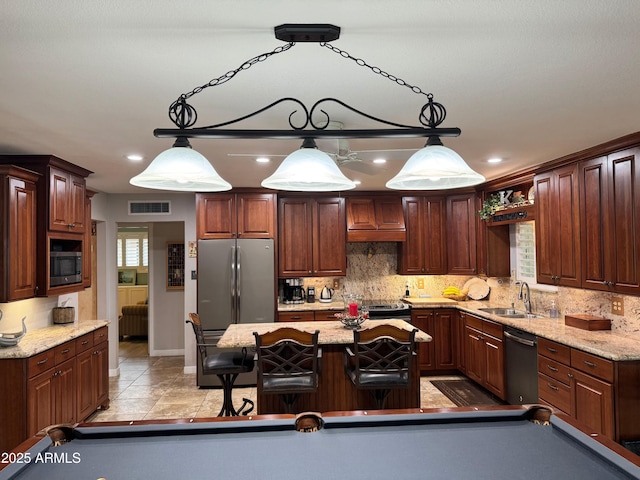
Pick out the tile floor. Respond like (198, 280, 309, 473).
(89, 339, 460, 422)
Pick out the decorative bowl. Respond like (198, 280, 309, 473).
(336, 294, 369, 329)
(0, 316, 27, 348)
(335, 312, 368, 330)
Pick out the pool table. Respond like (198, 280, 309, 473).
(1, 406, 639, 480)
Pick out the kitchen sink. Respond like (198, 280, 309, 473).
(499, 313, 541, 319)
(478, 307, 518, 315)
(478, 308, 541, 319)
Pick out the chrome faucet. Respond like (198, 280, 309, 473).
(518, 281, 531, 314)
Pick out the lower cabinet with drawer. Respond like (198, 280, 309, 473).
(538, 337, 640, 443)
(463, 313, 505, 400)
(0, 326, 109, 453)
(277, 310, 342, 322)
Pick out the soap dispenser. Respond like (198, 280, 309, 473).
(549, 300, 559, 318)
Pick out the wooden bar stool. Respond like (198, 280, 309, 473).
(253, 328, 321, 414)
(344, 324, 418, 410)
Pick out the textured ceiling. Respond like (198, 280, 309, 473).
(1, 1, 639, 193)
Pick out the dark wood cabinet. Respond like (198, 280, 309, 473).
(0, 327, 108, 453)
(49, 165, 87, 234)
(463, 313, 505, 399)
(411, 308, 456, 372)
(76, 333, 109, 421)
(346, 196, 406, 241)
(277, 311, 315, 322)
(0, 166, 39, 301)
(26, 343, 77, 439)
(535, 164, 581, 287)
(579, 148, 640, 294)
(398, 196, 447, 275)
(278, 197, 346, 277)
(446, 193, 477, 275)
(82, 191, 95, 288)
(537, 338, 615, 439)
(196, 192, 276, 239)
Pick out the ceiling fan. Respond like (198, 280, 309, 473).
(227, 121, 419, 176)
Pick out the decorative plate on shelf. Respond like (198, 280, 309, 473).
(527, 186, 535, 203)
(463, 278, 490, 300)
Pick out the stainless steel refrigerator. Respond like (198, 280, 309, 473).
(196, 238, 275, 387)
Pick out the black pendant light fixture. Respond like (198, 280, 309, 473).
(133, 24, 483, 192)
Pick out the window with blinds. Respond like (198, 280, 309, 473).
(515, 221, 536, 283)
(117, 234, 148, 267)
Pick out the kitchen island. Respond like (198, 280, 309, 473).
(218, 319, 431, 414)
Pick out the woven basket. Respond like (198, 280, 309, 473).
(443, 294, 467, 301)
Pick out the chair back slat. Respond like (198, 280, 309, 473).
(186, 313, 208, 365)
(254, 328, 321, 393)
(349, 324, 418, 388)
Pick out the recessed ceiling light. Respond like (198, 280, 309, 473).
(373, 158, 387, 164)
(487, 157, 502, 164)
(255, 157, 271, 163)
(126, 154, 144, 161)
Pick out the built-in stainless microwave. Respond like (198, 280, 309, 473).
(50, 251, 82, 287)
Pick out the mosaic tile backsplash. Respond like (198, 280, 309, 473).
(296, 242, 640, 334)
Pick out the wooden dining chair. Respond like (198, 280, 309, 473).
(344, 324, 418, 410)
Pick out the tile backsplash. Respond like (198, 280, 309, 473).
(299, 242, 640, 334)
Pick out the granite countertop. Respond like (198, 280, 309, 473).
(457, 301, 640, 362)
(0, 320, 109, 359)
(218, 319, 432, 348)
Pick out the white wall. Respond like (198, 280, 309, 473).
(93, 192, 197, 375)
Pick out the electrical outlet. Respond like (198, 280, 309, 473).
(333, 279, 340, 289)
(612, 296, 624, 315)
(417, 278, 424, 289)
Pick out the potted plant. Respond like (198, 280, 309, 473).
(478, 193, 501, 220)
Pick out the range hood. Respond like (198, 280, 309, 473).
(346, 196, 406, 242)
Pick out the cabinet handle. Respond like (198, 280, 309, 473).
(291, 316, 302, 320)
(547, 383, 559, 391)
(81, 340, 89, 345)
(546, 347, 558, 354)
(61, 348, 70, 354)
(37, 358, 48, 365)
(67, 223, 76, 228)
(567, 373, 574, 379)
(546, 365, 558, 372)
(583, 360, 597, 368)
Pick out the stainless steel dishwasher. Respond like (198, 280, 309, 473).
(504, 327, 538, 404)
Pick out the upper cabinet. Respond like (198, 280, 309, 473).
(278, 196, 346, 277)
(579, 148, 640, 294)
(196, 192, 276, 240)
(535, 164, 581, 287)
(346, 196, 406, 242)
(446, 193, 477, 275)
(49, 166, 87, 234)
(0, 166, 40, 302)
(0, 156, 93, 298)
(398, 196, 447, 275)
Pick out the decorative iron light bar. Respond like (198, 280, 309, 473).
(152, 24, 461, 142)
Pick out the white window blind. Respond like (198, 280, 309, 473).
(515, 221, 536, 283)
(117, 234, 149, 267)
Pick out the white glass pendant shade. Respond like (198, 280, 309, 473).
(386, 145, 485, 190)
(130, 146, 231, 192)
(261, 147, 356, 191)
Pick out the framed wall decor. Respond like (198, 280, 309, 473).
(166, 242, 185, 290)
(118, 269, 137, 285)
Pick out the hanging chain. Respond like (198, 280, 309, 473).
(179, 42, 296, 101)
(319, 42, 431, 97)
(170, 42, 296, 128)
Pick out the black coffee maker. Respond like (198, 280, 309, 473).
(282, 278, 305, 304)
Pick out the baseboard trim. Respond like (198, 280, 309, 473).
(148, 348, 185, 357)
(184, 366, 197, 375)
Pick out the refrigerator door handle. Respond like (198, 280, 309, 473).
(230, 245, 237, 318)
(236, 245, 242, 321)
